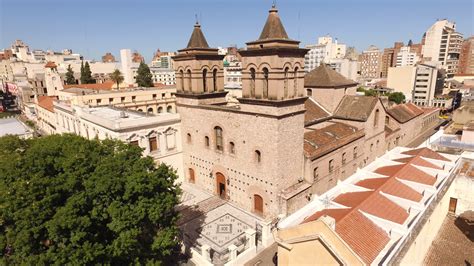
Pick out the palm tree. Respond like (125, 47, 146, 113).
(109, 69, 124, 90)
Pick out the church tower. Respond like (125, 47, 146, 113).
(173, 21, 226, 104)
(174, 8, 308, 218)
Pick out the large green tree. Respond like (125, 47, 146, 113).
(109, 69, 124, 90)
(0, 134, 181, 264)
(80, 61, 95, 84)
(135, 62, 154, 87)
(65, 64, 76, 85)
(388, 92, 406, 104)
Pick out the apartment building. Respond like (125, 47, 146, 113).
(359, 45, 383, 80)
(304, 35, 346, 72)
(458, 36, 474, 75)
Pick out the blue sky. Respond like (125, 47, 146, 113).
(1, 0, 473, 62)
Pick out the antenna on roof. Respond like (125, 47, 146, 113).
(195, 14, 199, 24)
(272, 0, 276, 8)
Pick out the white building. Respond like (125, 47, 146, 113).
(396, 46, 420, 67)
(39, 100, 184, 178)
(422, 20, 463, 76)
(304, 35, 346, 72)
(327, 58, 359, 81)
(120, 49, 134, 85)
(149, 67, 176, 85)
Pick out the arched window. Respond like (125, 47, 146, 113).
(215, 126, 223, 151)
(158, 106, 163, 113)
(180, 70, 184, 91)
(385, 115, 390, 125)
(147, 107, 153, 113)
(187, 133, 192, 143)
(250, 68, 256, 97)
(189, 168, 195, 183)
(293, 67, 299, 97)
(213, 69, 218, 92)
(202, 69, 208, 92)
(262, 67, 269, 98)
(186, 69, 192, 91)
(329, 159, 334, 172)
(229, 142, 235, 154)
(167, 106, 172, 113)
(353, 146, 358, 159)
(205, 136, 210, 147)
(374, 109, 380, 127)
(284, 67, 289, 98)
(254, 194, 263, 214)
(255, 150, 261, 163)
(313, 167, 319, 180)
(342, 152, 347, 164)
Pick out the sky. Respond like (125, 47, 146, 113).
(1, 0, 473, 62)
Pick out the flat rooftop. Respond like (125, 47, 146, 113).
(0, 117, 30, 137)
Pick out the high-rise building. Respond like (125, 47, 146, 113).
(304, 35, 346, 72)
(381, 42, 404, 78)
(422, 19, 463, 76)
(359, 45, 382, 80)
(396, 46, 420, 67)
(458, 36, 474, 75)
(120, 49, 134, 85)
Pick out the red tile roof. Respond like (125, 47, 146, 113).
(63, 80, 115, 90)
(335, 211, 390, 264)
(387, 103, 424, 123)
(37, 96, 56, 112)
(375, 164, 437, 186)
(402, 147, 450, 162)
(44, 61, 57, 68)
(394, 156, 443, 170)
(304, 98, 331, 125)
(303, 208, 351, 223)
(355, 178, 423, 202)
(359, 193, 409, 224)
(333, 191, 373, 208)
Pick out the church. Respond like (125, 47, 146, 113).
(173, 5, 440, 219)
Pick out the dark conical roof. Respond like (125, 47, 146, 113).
(258, 6, 289, 40)
(186, 22, 210, 49)
(304, 64, 358, 88)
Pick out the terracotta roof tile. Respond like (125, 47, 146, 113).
(375, 164, 437, 185)
(333, 95, 379, 122)
(335, 211, 390, 264)
(302, 208, 352, 224)
(44, 61, 57, 68)
(402, 147, 450, 162)
(304, 98, 331, 125)
(387, 103, 424, 123)
(63, 80, 115, 90)
(304, 64, 358, 88)
(359, 193, 409, 224)
(257, 6, 289, 41)
(304, 122, 364, 159)
(394, 156, 443, 170)
(333, 191, 373, 208)
(37, 96, 56, 112)
(186, 23, 210, 49)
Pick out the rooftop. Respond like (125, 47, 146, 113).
(387, 103, 424, 123)
(0, 117, 31, 137)
(333, 95, 379, 122)
(304, 64, 358, 89)
(304, 98, 331, 125)
(37, 96, 56, 112)
(279, 147, 459, 265)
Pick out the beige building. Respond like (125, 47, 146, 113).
(359, 45, 382, 81)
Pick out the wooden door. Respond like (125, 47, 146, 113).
(189, 168, 195, 183)
(449, 197, 457, 213)
(216, 173, 226, 199)
(254, 194, 263, 214)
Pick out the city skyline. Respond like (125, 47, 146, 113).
(1, 0, 472, 62)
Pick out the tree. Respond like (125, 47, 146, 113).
(364, 89, 377, 97)
(0, 134, 181, 264)
(135, 62, 154, 87)
(388, 92, 406, 104)
(109, 69, 124, 90)
(80, 61, 94, 84)
(65, 65, 76, 85)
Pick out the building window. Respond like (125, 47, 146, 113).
(342, 152, 346, 164)
(229, 142, 235, 154)
(293, 67, 299, 97)
(121, 97, 125, 103)
(329, 159, 334, 173)
(385, 115, 390, 125)
(129, 140, 139, 146)
(109, 98, 113, 103)
(250, 68, 256, 97)
(353, 146, 358, 159)
(370, 143, 374, 152)
(187, 133, 192, 143)
(307, 89, 312, 97)
(374, 109, 380, 127)
(152, 94, 157, 99)
(262, 67, 269, 98)
(313, 167, 319, 180)
(202, 69, 208, 92)
(187, 69, 192, 91)
(158, 106, 163, 113)
(205, 136, 210, 147)
(284, 67, 289, 98)
(167, 106, 172, 113)
(215, 126, 223, 151)
(149, 136, 158, 152)
(255, 150, 261, 163)
(97, 99, 102, 104)
(213, 69, 218, 92)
